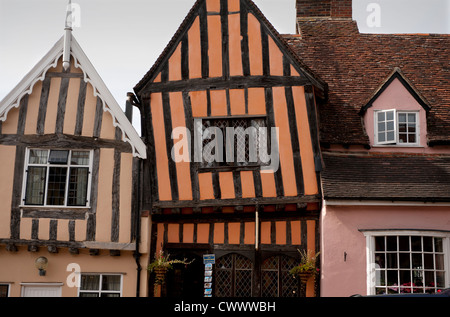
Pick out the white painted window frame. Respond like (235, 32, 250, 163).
(374, 110, 420, 146)
(21, 148, 93, 208)
(363, 230, 450, 295)
(77, 273, 123, 297)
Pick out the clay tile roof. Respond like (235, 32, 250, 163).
(284, 20, 450, 146)
(322, 153, 450, 201)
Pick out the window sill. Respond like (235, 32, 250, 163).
(20, 206, 90, 220)
(372, 144, 424, 148)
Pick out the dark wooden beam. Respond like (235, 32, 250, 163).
(140, 76, 309, 95)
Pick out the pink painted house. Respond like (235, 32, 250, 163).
(286, 0, 450, 296)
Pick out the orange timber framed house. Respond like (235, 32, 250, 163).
(133, 0, 325, 297)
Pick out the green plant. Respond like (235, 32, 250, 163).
(147, 249, 194, 273)
(289, 249, 320, 276)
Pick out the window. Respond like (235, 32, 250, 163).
(215, 253, 253, 297)
(200, 117, 268, 168)
(23, 149, 92, 207)
(0, 284, 10, 297)
(374, 110, 419, 145)
(365, 232, 449, 295)
(261, 255, 300, 297)
(79, 274, 122, 297)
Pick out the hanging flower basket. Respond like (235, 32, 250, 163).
(290, 249, 320, 282)
(298, 270, 314, 284)
(148, 250, 194, 296)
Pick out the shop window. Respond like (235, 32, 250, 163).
(261, 255, 300, 297)
(215, 253, 253, 297)
(365, 232, 449, 295)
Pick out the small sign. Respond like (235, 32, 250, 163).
(203, 254, 216, 264)
(205, 263, 213, 270)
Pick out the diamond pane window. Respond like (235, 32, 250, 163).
(201, 117, 267, 167)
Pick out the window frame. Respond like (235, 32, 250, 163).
(363, 230, 450, 295)
(374, 110, 420, 146)
(78, 273, 123, 297)
(21, 148, 93, 208)
(197, 115, 269, 170)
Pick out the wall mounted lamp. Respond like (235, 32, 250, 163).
(35, 256, 48, 276)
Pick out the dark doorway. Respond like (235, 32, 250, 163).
(164, 252, 204, 298)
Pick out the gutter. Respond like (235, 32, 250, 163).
(324, 199, 450, 207)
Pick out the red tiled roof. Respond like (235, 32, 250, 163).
(284, 20, 450, 146)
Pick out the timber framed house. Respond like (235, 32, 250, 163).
(133, 0, 325, 297)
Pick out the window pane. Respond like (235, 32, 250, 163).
(67, 167, 89, 206)
(25, 167, 46, 205)
(378, 122, 385, 132)
(407, 123, 416, 133)
(81, 275, 100, 290)
(387, 236, 397, 251)
(399, 253, 410, 269)
(423, 237, 433, 252)
(412, 253, 422, 268)
(398, 113, 406, 123)
(408, 113, 416, 123)
(71, 151, 90, 165)
(399, 236, 410, 251)
(408, 133, 416, 143)
(377, 112, 385, 121)
(386, 131, 395, 142)
(46, 167, 67, 205)
(386, 121, 394, 131)
(29, 150, 48, 164)
(399, 133, 407, 143)
(375, 253, 385, 268)
(102, 275, 121, 291)
(398, 123, 407, 133)
(387, 253, 398, 268)
(434, 238, 443, 252)
(424, 254, 433, 269)
(435, 254, 444, 270)
(386, 110, 394, 121)
(48, 150, 69, 164)
(411, 236, 422, 251)
(378, 132, 386, 142)
(375, 237, 385, 251)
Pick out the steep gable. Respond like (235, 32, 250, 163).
(134, 0, 324, 94)
(0, 36, 146, 159)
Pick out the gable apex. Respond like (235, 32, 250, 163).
(0, 35, 146, 159)
(133, 0, 325, 94)
(359, 67, 431, 115)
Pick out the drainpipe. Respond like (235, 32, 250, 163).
(128, 92, 143, 297)
(134, 158, 142, 297)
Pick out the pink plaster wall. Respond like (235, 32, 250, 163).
(320, 204, 450, 297)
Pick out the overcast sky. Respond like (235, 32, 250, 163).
(0, 0, 448, 132)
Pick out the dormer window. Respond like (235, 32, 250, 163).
(361, 69, 430, 149)
(375, 110, 419, 146)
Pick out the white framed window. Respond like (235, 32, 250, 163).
(374, 110, 419, 146)
(364, 230, 449, 295)
(22, 149, 93, 207)
(78, 274, 122, 297)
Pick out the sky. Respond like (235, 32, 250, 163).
(0, 0, 448, 133)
